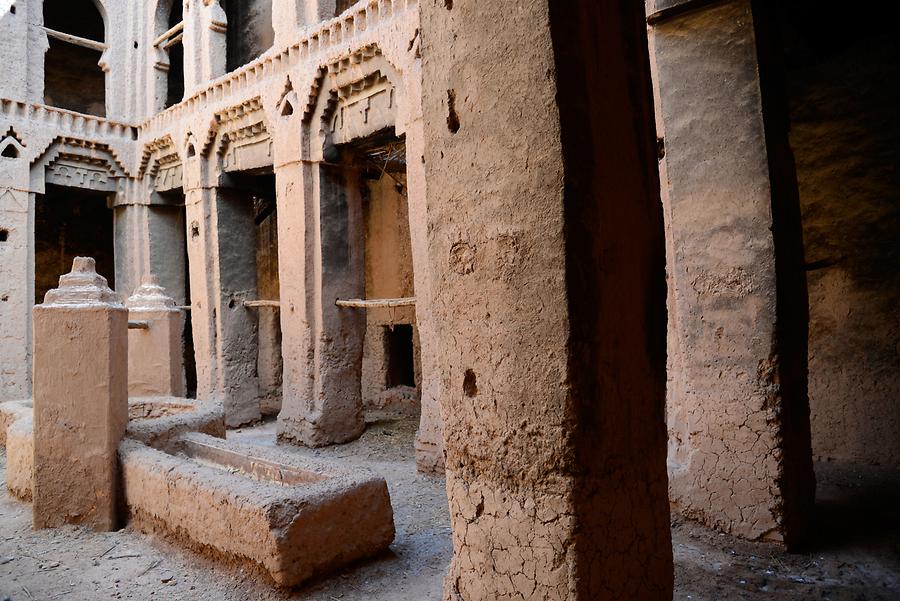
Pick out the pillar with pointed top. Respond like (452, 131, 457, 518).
(126, 276, 185, 398)
(32, 257, 128, 531)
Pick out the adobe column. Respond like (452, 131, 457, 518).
(272, 156, 322, 444)
(182, 0, 226, 96)
(183, 160, 261, 427)
(32, 257, 128, 531)
(647, 0, 815, 545)
(0, 134, 33, 401)
(273, 100, 365, 447)
(421, 1, 673, 599)
(126, 276, 185, 398)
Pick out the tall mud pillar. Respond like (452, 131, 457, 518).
(647, 0, 815, 545)
(126, 276, 185, 398)
(183, 0, 226, 95)
(32, 257, 128, 531)
(0, 133, 34, 401)
(273, 102, 365, 447)
(421, 1, 673, 598)
(184, 160, 260, 427)
(273, 158, 313, 442)
(405, 121, 445, 474)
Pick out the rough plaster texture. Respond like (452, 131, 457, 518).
(32, 257, 128, 531)
(361, 171, 420, 408)
(0, 400, 33, 502)
(184, 176, 262, 428)
(255, 202, 283, 414)
(121, 432, 395, 587)
(421, 0, 672, 598)
(648, 0, 816, 546)
(782, 24, 900, 467)
(6, 412, 33, 502)
(0, 0, 443, 472)
(2, 395, 225, 502)
(126, 276, 186, 398)
(125, 396, 226, 448)
(0, 398, 31, 447)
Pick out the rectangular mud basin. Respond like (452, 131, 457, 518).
(120, 433, 395, 587)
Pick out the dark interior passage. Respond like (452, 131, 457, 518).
(35, 184, 114, 304)
(223, 0, 274, 72)
(335, 132, 421, 413)
(223, 170, 282, 413)
(43, 0, 106, 116)
(165, 0, 185, 109)
(385, 324, 415, 389)
(335, 0, 356, 15)
(775, 0, 900, 468)
(153, 191, 197, 398)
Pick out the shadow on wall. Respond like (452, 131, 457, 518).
(224, 0, 274, 72)
(779, 1, 900, 467)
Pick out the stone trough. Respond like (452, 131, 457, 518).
(126, 396, 225, 447)
(120, 432, 395, 587)
(0, 397, 225, 501)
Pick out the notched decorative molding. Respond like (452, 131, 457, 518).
(31, 137, 128, 193)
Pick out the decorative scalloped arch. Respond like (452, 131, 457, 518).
(302, 43, 406, 159)
(30, 136, 128, 193)
(203, 97, 273, 173)
(138, 134, 179, 177)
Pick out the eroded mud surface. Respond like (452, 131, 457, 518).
(1, 416, 897, 600)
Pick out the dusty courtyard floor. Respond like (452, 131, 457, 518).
(1, 414, 898, 600)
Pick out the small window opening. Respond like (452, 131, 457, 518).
(385, 325, 416, 388)
(0, 229, 9, 242)
(224, 0, 275, 72)
(1, 145, 18, 159)
(43, 0, 106, 116)
(335, 0, 356, 16)
(160, 0, 185, 108)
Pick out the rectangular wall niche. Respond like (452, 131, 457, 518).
(385, 324, 415, 389)
(35, 184, 115, 304)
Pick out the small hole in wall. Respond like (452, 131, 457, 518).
(190, 222, 200, 238)
(228, 298, 236, 309)
(1, 295, 8, 302)
(281, 100, 294, 116)
(0, 229, 8, 242)
(446, 90, 460, 134)
(463, 369, 478, 397)
(186, 144, 196, 158)
(1, 145, 19, 159)
(657, 137, 666, 161)
(133, 41, 139, 49)
(444, 0, 452, 9)
(10, 5, 16, 15)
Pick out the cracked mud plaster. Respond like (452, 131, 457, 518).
(444, 473, 576, 601)
(422, 0, 673, 597)
(651, 0, 814, 545)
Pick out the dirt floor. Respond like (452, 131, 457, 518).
(1, 414, 898, 600)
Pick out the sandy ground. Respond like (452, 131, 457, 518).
(1, 414, 898, 600)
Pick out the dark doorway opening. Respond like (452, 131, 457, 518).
(35, 184, 114, 304)
(222, 170, 282, 415)
(385, 324, 415, 389)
